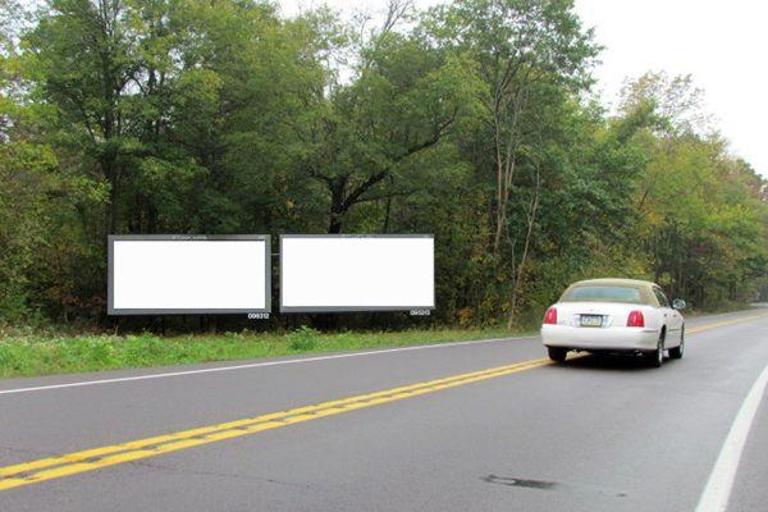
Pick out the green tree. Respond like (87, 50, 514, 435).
(292, 7, 482, 233)
(423, 0, 600, 325)
(621, 72, 768, 308)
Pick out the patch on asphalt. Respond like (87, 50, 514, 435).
(481, 474, 628, 499)
(481, 475, 557, 490)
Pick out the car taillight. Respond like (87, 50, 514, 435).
(627, 310, 645, 327)
(543, 307, 558, 325)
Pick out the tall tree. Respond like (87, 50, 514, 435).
(292, 5, 482, 233)
(423, 0, 599, 324)
(25, 0, 140, 234)
(424, 0, 598, 253)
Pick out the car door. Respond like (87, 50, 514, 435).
(653, 287, 682, 343)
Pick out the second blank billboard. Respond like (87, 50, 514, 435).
(280, 235, 434, 312)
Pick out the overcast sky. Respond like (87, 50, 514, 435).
(279, 0, 768, 177)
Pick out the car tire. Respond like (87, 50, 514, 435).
(669, 326, 684, 360)
(547, 346, 568, 363)
(646, 335, 664, 368)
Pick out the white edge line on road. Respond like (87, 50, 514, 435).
(0, 335, 536, 396)
(695, 360, 768, 512)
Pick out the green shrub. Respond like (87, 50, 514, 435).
(288, 326, 319, 351)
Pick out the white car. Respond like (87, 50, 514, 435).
(540, 278, 686, 367)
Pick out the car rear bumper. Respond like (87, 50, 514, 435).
(541, 325, 660, 352)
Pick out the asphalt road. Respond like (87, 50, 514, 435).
(1, 307, 768, 511)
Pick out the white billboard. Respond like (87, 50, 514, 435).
(280, 235, 434, 312)
(108, 235, 270, 315)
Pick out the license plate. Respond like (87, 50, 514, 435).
(580, 314, 603, 327)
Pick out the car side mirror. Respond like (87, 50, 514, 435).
(672, 299, 686, 311)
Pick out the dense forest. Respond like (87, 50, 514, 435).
(1, 0, 766, 330)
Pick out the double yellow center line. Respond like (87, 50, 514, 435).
(1, 311, 766, 492)
(686, 313, 768, 334)
(0, 357, 551, 491)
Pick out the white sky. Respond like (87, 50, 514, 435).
(279, 0, 768, 177)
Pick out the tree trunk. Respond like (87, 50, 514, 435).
(104, 157, 119, 235)
(507, 164, 541, 329)
(328, 217, 342, 234)
(327, 176, 347, 233)
(382, 195, 393, 233)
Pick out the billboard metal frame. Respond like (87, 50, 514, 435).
(279, 234, 435, 313)
(108, 234, 271, 315)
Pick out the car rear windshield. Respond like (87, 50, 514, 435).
(560, 285, 642, 304)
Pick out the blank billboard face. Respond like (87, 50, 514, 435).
(109, 236, 270, 314)
(280, 235, 434, 312)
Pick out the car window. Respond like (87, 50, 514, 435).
(653, 288, 670, 307)
(560, 286, 642, 304)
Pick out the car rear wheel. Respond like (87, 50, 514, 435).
(646, 335, 664, 368)
(547, 346, 568, 363)
(669, 327, 684, 359)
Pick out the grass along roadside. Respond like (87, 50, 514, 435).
(4, 305, 758, 380)
(0, 326, 528, 379)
